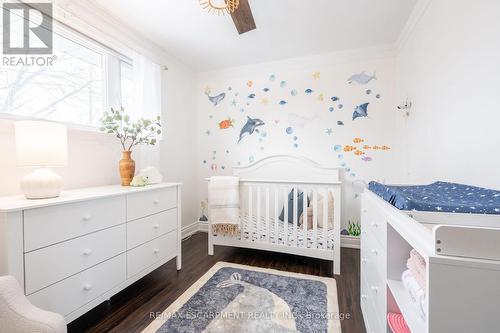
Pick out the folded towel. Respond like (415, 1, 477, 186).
(410, 249, 426, 270)
(209, 176, 240, 235)
(387, 313, 411, 333)
(401, 270, 427, 320)
(407, 257, 426, 290)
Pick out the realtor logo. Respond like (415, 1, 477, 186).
(2, 2, 53, 54)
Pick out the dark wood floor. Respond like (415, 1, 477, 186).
(68, 232, 365, 333)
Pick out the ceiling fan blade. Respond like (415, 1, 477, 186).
(229, 0, 256, 34)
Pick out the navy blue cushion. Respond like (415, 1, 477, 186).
(279, 189, 307, 223)
(368, 181, 500, 215)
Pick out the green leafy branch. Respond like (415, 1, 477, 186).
(99, 107, 162, 151)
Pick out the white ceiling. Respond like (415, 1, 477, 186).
(93, 0, 417, 71)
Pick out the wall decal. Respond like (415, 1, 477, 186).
(325, 128, 333, 135)
(206, 129, 211, 135)
(206, 91, 226, 106)
(291, 89, 298, 96)
(248, 93, 256, 99)
(288, 113, 317, 128)
(312, 71, 320, 79)
(279, 100, 288, 105)
(286, 127, 294, 135)
(269, 74, 276, 81)
(362, 156, 373, 162)
(218, 117, 234, 129)
(354, 150, 365, 156)
(347, 71, 376, 84)
(352, 102, 369, 120)
(304, 88, 314, 94)
(331, 96, 339, 102)
(260, 98, 269, 105)
(376, 94, 381, 99)
(353, 138, 364, 143)
(238, 116, 265, 143)
(247, 80, 253, 87)
(333, 145, 342, 152)
(263, 88, 270, 92)
(366, 89, 372, 95)
(317, 93, 324, 101)
(280, 81, 287, 88)
(337, 121, 344, 126)
(231, 100, 237, 106)
(338, 104, 343, 109)
(328, 107, 334, 112)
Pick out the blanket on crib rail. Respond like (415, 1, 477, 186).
(209, 176, 240, 235)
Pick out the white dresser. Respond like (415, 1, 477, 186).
(0, 183, 182, 323)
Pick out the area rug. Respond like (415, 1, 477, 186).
(142, 262, 342, 333)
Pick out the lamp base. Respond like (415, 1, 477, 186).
(21, 168, 63, 199)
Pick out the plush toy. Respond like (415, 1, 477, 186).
(130, 175, 149, 187)
(138, 166, 163, 184)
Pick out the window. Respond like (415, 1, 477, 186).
(0, 18, 132, 128)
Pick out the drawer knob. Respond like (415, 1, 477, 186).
(371, 249, 378, 256)
(83, 283, 92, 291)
(153, 248, 160, 254)
(371, 286, 379, 293)
(361, 294, 367, 300)
(153, 199, 159, 204)
(361, 258, 367, 264)
(83, 249, 92, 256)
(371, 222, 378, 228)
(153, 224, 160, 229)
(82, 215, 91, 221)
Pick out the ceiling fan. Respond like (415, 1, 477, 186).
(199, 0, 256, 34)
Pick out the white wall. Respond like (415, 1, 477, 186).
(0, 0, 198, 227)
(395, 0, 500, 189)
(194, 47, 404, 229)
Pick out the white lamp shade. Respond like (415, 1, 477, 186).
(15, 121, 68, 167)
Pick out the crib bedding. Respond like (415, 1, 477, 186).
(212, 214, 335, 249)
(369, 181, 500, 215)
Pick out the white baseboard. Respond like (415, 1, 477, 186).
(184, 221, 360, 249)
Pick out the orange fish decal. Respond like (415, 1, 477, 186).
(344, 145, 357, 152)
(382, 145, 391, 150)
(372, 145, 381, 150)
(353, 137, 364, 143)
(218, 118, 234, 129)
(363, 145, 371, 150)
(354, 150, 365, 156)
(246, 80, 253, 87)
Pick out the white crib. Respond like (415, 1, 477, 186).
(207, 155, 342, 275)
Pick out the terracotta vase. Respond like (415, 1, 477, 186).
(119, 151, 135, 186)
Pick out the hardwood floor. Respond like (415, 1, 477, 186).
(68, 232, 366, 333)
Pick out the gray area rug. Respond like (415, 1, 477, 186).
(142, 262, 341, 333)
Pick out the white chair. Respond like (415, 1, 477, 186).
(0, 276, 67, 333)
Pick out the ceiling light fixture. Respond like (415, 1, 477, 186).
(199, 0, 240, 15)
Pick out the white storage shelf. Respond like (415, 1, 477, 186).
(361, 190, 500, 333)
(387, 279, 426, 333)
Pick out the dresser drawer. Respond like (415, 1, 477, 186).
(127, 209, 177, 249)
(24, 196, 126, 252)
(127, 231, 177, 278)
(361, 230, 386, 282)
(28, 254, 126, 317)
(127, 187, 177, 221)
(25, 225, 126, 294)
(361, 199, 387, 248)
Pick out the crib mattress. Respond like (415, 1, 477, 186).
(213, 214, 335, 250)
(368, 181, 500, 215)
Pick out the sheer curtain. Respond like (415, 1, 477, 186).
(131, 52, 163, 171)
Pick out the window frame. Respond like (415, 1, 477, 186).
(0, 16, 133, 132)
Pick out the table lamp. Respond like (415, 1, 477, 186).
(15, 121, 68, 199)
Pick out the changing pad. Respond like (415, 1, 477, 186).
(368, 181, 500, 214)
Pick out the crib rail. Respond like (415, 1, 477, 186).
(210, 179, 341, 252)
